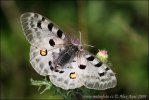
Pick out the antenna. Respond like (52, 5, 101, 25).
(79, 31, 82, 44)
(78, 31, 98, 50)
(83, 44, 94, 48)
(79, 31, 95, 48)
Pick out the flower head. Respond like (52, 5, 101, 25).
(96, 50, 108, 63)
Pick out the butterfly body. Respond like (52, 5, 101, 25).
(20, 12, 117, 90)
(55, 44, 79, 68)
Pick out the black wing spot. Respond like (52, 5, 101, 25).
(59, 71, 64, 73)
(48, 61, 51, 66)
(95, 62, 102, 67)
(37, 21, 42, 29)
(55, 69, 59, 72)
(42, 17, 45, 21)
(87, 56, 94, 61)
(49, 39, 55, 46)
(79, 64, 86, 69)
(50, 66, 54, 71)
(48, 23, 53, 31)
(98, 72, 105, 77)
(57, 29, 62, 38)
(105, 67, 110, 71)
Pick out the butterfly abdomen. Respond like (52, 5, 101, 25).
(56, 45, 78, 67)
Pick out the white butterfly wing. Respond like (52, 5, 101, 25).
(21, 12, 117, 90)
(49, 56, 86, 90)
(20, 12, 67, 44)
(49, 51, 116, 90)
(20, 12, 68, 76)
(81, 52, 117, 90)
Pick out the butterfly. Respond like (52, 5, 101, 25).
(20, 12, 117, 90)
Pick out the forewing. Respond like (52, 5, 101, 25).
(20, 12, 68, 45)
(20, 12, 68, 76)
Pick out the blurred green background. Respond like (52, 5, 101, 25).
(0, 0, 148, 100)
